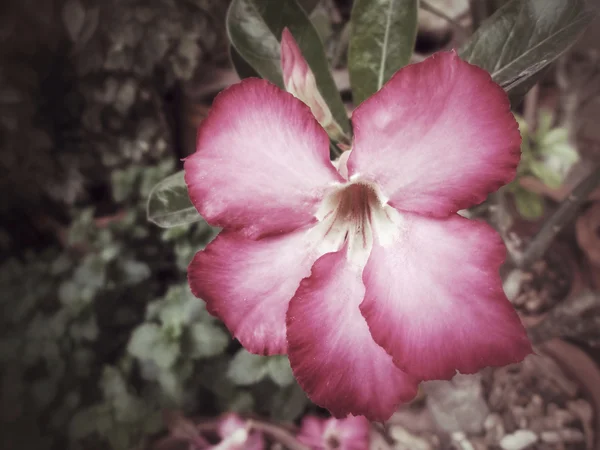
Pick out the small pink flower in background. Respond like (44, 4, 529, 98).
(160, 411, 263, 450)
(212, 414, 264, 450)
(297, 415, 370, 450)
(184, 27, 532, 420)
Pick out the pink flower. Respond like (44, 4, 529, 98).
(210, 414, 264, 450)
(297, 415, 370, 450)
(184, 32, 532, 420)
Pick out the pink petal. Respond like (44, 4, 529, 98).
(184, 78, 342, 239)
(286, 250, 419, 421)
(188, 226, 330, 355)
(323, 416, 370, 450)
(217, 414, 246, 438)
(347, 51, 521, 216)
(297, 416, 370, 450)
(216, 414, 263, 450)
(297, 416, 327, 448)
(360, 213, 532, 381)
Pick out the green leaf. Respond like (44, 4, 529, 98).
(298, 0, 320, 12)
(207, 1, 322, 82)
(348, 0, 418, 105)
(226, 0, 349, 133)
(146, 171, 203, 228)
(529, 161, 563, 189)
(229, 46, 260, 80)
(267, 355, 295, 387)
(227, 349, 270, 385)
(127, 323, 179, 369)
(460, 0, 595, 104)
(514, 186, 544, 220)
(187, 322, 229, 359)
(269, 383, 309, 421)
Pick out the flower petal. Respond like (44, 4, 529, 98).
(296, 416, 326, 448)
(281, 28, 347, 144)
(184, 78, 342, 238)
(360, 213, 532, 381)
(323, 416, 370, 450)
(347, 51, 521, 216)
(297, 416, 370, 450)
(188, 225, 333, 355)
(217, 414, 263, 450)
(287, 250, 419, 421)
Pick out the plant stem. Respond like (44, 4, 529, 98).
(523, 84, 540, 131)
(469, 0, 488, 31)
(248, 420, 310, 450)
(514, 166, 600, 269)
(420, 0, 469, 37)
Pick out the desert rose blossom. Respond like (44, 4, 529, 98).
(184, 30, 532, 420)
(297, 415, 370, 450)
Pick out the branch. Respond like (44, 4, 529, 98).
(514, 166, 600, 269)
(248, 420, 310, 450)
(421, 0, 469, 37)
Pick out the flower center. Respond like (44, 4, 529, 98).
(316, 180, 400, 264)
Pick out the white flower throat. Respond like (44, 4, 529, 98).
(315, 179, 402, 265)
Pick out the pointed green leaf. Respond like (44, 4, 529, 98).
(348, 0, 419, 105)
(146, 171, 203, 228)
(226, 0, 349, 133)
(228, 0, 320, 81)
(460, 0, 595, 104)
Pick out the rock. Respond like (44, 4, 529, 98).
(484, 413, 505, 445)
(499, 430, 538, 450)
(424, 374, 489, 434)
(451, 432, 476, 450)
(389, 426, 432, 450)
(541, 428, 585, 444)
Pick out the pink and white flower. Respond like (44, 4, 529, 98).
(211, 414, 263, 450)
(297, 415, 370, 450)
(184, 31, 532, 421)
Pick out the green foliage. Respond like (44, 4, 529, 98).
(69, 367, 162, 450)
(147, 170, 203, 228)
(226, 0, 349, 133)
(460, 0, 595, 105)
(348, 0, 419, 105)
(227, 350, 295, 387)
(510, 110, 579, 219)
(127, 283, 230, 403)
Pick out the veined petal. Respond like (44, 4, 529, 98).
(287, 249, 419, 421)
(188, 223, 339, 355)
(360, 213, 532, 381)
(348, 51, 521, 217)
(184, 78, 342, 239)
